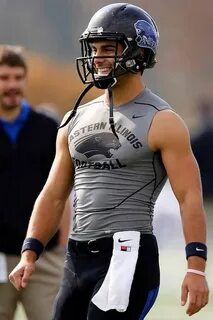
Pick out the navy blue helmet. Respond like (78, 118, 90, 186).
(60, 3, 159, 132)
(76, 3, 159, 89)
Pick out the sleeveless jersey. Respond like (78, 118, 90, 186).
(68, 88, 171, 241)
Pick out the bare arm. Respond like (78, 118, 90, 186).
(58, 198, 72, 249)
(149, 110, 209, 316)
(9, 115, 74, 289)
(25, 124, 73, 246)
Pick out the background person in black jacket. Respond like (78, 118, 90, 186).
(191, 99, 213, 199)
(191, 98, 213, 257)
(0, 45, 71, 320)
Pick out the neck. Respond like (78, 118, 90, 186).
(104, 73, 145, 107)
(0, 104, 22, 122)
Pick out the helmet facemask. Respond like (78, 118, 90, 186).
(61, 4, 159, 135)
(76, 32, 150, 90)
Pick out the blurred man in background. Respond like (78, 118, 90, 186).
(0, 46, 71, 320)
(191, 99, 213, 250)
(191, 99, 213, 199)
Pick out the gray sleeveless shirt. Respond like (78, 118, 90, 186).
(68, 88, 171, 241)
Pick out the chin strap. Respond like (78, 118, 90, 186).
(59, 81, 119, 142)
(94, 76, 117, 90)
(108, 86, 119, 140)
(58, 83, 94, 129)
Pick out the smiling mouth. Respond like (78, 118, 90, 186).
(96, 68, 111, 76)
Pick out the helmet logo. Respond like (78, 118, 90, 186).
(134, 20, 157, 52)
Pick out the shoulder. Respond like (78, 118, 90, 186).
(57, 111, 73, 145)
(148, 109, 190, 151)
(152, 109, 187, 127)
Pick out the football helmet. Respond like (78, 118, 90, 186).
(76, 3, 159, 89)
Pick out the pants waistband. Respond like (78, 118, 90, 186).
(69, 234, 156, 254)
(69, 237, 113, 254)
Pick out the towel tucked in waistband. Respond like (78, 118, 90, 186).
(92, 230, 140, 312)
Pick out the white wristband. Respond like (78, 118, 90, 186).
(187, 269, 205, 277)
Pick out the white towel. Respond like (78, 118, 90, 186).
(92, 231, 140, 312)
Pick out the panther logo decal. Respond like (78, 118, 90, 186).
(134, 20, 157, 50)
(75, 132, 121, 158)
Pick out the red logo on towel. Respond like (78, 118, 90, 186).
(120, 245, 131, 252)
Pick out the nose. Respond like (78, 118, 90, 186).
(7, 78, 19, 90)
(93, 51, 105, 65)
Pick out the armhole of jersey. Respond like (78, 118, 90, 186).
(147, 107, 172, 152)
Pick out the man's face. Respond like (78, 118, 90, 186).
(0, 65, 26, 110)
(90, 40, 124, 77)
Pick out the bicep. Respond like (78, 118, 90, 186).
(150, 111, 203, 204)
(162, 141, 202, 204)
(43, 127, 74, 201)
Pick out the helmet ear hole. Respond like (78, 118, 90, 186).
(140, 48, 145, 57)
(142, 49, 156, 69)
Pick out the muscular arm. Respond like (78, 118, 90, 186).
(58, 199, 72, 249)
(149, 110, 209, 315)
(149, 110, 206, 256)
(9, 114, 74, 290)
(26, 125, 74, 247)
